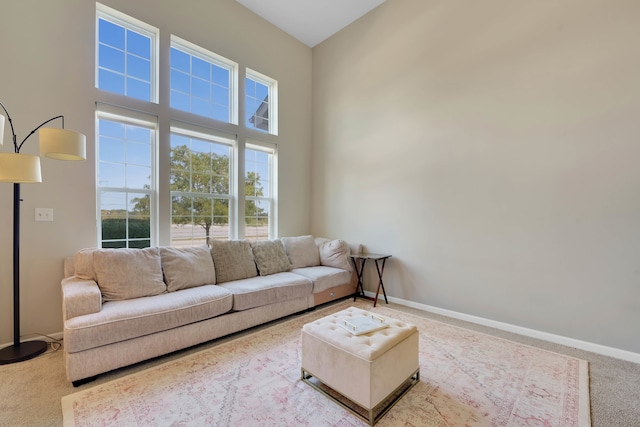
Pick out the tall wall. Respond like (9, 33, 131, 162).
(0, 0, 312, 345)
(312, 0, 640, 353)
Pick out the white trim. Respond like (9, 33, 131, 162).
(96, 102, 158, 128)
(170, 119, 236, 145)
(364, 291, 640, 364)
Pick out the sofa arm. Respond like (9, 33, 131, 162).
(61, 277, 102, 320)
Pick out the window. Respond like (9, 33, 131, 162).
(170, 126, 234, 246)
(96, 107, 157, 248)
(246, 69, 278, 135)
(96, 3, 157, 102)
(95, 5, 280, 248)
(171, 36, 237, 124)
(245, 143, 276, 240)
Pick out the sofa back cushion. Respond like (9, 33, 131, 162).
(281, 235, 320, 268)
(210, 239, 257, 283)
(316, 238, 352, 271)
(250, 240, 292, 276)
(160, 245, 217, 291)
(93, 247, 167, 301)
(74, 248, 98, 280)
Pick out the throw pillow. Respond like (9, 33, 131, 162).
(210, 239, 258, 283)
(160, 245, 217, 292)
(250, 239, 292, 276)
(317, 238, 352, 271)
(93, 247, 167, 301)
(281, 235, 320, 268)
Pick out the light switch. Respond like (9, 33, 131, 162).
(35, 208, 54, 222)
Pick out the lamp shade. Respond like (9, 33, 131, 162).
(39, 127, 86, 161)
(0, 114, 5, 146)
(0, 153, 42, 183)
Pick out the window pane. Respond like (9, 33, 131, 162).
(171, 90, 189, 111)
(127, 78, 151, 102)
(99, 44, 125, 73)
(127, 142, 151, 166)
(98, 117, 155, 248)
(128, 194, 150, 239)
(127, 30, 150, 59)
(128, 54, 151, 80)
(245, 77, 269, 132)
(246, 72, 276, 134)
(99, 162, 125, 188)
(192, 57, 210, 80)
(171, 69, 189, 93)
(245, 147, 273, 240)
(97, 16, 154, 101)
(170, 132, 231, 246)
(101, 191, 126, 240)
(98, 18, 124, 48)
(170, 45, 231, 122)
(245, 201, 269, 241)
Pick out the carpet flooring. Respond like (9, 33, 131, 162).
(61, 300, 589, 426)
(1, 299, 639, 426)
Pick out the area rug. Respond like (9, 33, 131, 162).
(61, 300, 590, 426)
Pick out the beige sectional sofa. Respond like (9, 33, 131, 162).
(61, 235, 356, 386)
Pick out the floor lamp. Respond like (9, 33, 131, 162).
(0, 101, 86, 365)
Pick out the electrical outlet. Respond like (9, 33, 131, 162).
(35, 208, 54, 222)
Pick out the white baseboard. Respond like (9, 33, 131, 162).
(365, 291, 640, 364)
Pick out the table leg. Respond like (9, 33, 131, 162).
(373, 258, 389, 307)
(352, 257, 367, 301)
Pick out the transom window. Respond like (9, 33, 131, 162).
(246, 69, 278, 135)
(96, 3, 157, 102)
(171, 37, 237, 124)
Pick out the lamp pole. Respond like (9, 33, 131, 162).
(0, 101, 85, 364)
(0, 181, 49, 362)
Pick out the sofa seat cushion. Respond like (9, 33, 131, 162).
(64, 285, 233, 353)
(292, 266, 352, 294)
(219, 272, 313, 311)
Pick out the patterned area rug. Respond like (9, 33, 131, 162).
(62, 300, 590, 426)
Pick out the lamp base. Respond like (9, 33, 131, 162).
(0, 340, 48, 365)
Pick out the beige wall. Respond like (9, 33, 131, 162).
(0, 0, 312, 345)
(312, 0, 640, 353)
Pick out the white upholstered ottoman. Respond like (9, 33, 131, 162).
(301, 306, 419, 425)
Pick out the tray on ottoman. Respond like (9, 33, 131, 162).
(301, 306, 419, 426)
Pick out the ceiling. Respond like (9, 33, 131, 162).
(235, 0, 387, 48)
